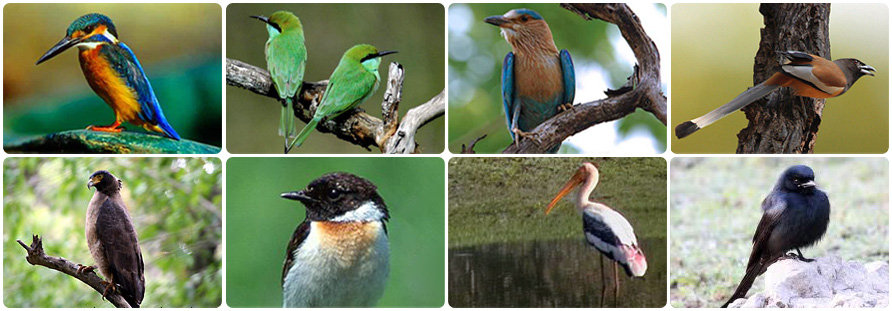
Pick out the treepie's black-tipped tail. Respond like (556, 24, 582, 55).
(675, 121, 700, 139)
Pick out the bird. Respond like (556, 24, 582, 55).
(83, 170, 145, 307)
(721, 165, 830, 308)
(545, 162, 646, 306)
(485, 8, 575, 153)
(675, 50, 875, 139)
(35, 13, 181, 140)
(251, 11, 307, 153)
(279, 172, 390, 307)
(288, 44, 397, 151)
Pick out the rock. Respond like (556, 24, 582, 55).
(730, 256, 888, 308)
(4, 130, 220, 154)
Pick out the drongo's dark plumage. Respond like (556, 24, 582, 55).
(722, 165, 830, 307)
(86, 170, 145, 308)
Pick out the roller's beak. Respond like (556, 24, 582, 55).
(484, 15, 509, 27)
(281, 191, 314, 204)
(545, 170, 585, 215)
(376, 50, 398, 58)
(36, 36, 80, 65)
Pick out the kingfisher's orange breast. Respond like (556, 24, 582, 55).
(78, 47, 145, 125)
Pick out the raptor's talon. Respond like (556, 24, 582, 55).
(558, 103, 574, 112)
(76, 264, 96, 274)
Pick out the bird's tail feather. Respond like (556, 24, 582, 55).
(676, 83, 780, 139)
(279, 98, 296, 139)
(721, 263, 762, 308)
(156, 118, 180, 141)
(287, 117, 320, 153)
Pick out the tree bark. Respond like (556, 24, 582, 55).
(736, 4, 831, 154)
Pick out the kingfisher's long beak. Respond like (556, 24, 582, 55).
(484, 15, 509, 27)
(37, 36, 80, 65)
(545, 170, 585, 215)
(376, 50, 398, 58)
(281, 191, 313, 203)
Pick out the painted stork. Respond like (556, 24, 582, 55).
(545, 162, 647, 306)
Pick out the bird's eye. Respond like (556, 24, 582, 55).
(327, 189, 342, 201)
(520, 15, 529, 22)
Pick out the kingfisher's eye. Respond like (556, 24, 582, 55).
(327, 189, 342, 201)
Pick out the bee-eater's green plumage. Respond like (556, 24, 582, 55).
(289, 44, 397, 151)
(252, 11, 306, 153)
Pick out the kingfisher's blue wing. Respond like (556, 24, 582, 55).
(501, 52, 517, 140)
(105, 42, 180, 140)
(559, 49, 576, 105)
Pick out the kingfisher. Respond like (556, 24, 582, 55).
(36, 13, 181, 140)
(485, 9, 575, 153)
(279, 172, 390, 307)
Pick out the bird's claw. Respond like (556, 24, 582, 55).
(558, 103, 574, 112)
(76, 264, 96, 274)
(86, 125, 124, 133)
(100, 280, 116, 300)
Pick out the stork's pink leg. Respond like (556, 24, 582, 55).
(599, 254, 606, 307)
(613, 262, 619, 306)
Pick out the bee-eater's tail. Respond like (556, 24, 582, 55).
(286, 117, 319, 153)
(279, 98, 296, 140)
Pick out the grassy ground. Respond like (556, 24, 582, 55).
(448, 157, 666, 248)
(670, 158, 889, 307)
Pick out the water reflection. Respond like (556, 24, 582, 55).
(449, 238, 666, 307)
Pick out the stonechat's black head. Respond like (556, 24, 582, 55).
(281, 172, 388, 222)
(87, 170, 122, 194)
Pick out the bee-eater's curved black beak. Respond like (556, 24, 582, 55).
(251, 15, 281, 33)
(281, 191, 313, 203)
(36, 36, 80, 65)
(376, 50, 398, 58)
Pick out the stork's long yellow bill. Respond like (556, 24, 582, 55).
(545, 169, 585, 215)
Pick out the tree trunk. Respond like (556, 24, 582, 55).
(736, 4, 831, 154)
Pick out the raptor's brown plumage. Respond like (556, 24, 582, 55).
(86, 170, 145, 308)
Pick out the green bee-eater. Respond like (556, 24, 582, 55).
(251, 11, 306, 153)
(289, 44, 397, 150)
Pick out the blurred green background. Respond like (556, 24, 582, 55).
(3, 157, 222, 307)
(3, 4, 223, 147)
(672, 4, 889, 153)
(448, 4, 667, 154)
(226, 4, 446, 154)
(670, 157, 889, 307)
(226, 157, 445, 307)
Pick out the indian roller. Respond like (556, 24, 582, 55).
(36, 13, 181, 140)
(252, 11, 307, 153)
(485, 8, 575, 153)
(289, 44, 397, 151)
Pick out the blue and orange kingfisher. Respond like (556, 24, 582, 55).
(36, 13, 181, 140)
(485, 9, 575, 153)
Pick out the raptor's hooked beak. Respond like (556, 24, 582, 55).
(545, 170, 585, 215)
(36, 36, 81, 65)
(281, 191, 314, 203)
(87, 175, 101, 189)
(484, 15, 510, 27)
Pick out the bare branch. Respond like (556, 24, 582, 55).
(17, 235, 131, 308)
(382, 91, 445, 153)
(226, 59, 443, 153)
(502, 4, 666, 153)
(461, 134, 488, 154)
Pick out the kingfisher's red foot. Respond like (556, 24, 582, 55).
(76, 264, 96, 274)
(86, 125, 124, 133)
